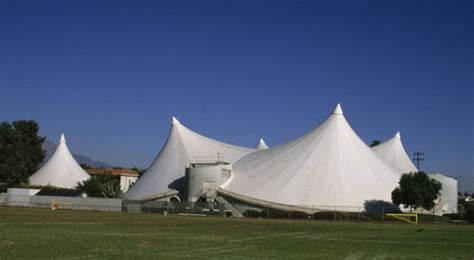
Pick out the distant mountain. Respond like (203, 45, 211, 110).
(42, 140, 114, 168)
(72, 154, 114, 168)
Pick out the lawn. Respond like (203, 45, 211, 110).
(0, 206, 473, 259)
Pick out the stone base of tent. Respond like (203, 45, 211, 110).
(216, 188, 330, 215)
(124, 190, 180, 203)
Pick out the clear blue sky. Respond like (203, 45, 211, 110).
(1, 1, 473, 191)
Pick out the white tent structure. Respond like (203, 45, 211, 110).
(428, 173, 458, 214)
(125, 103, 454, 215)
(125, 117, 255, 201)
(29, 134, 90, 189)
(371, 132, 417, 174)
(372, 132, 458, 214)
(224, 104, 400, 209)
(256, 138, 269, 150)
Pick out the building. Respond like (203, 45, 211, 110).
(87, 168, 139, 193)
(125, 103, 457, 215)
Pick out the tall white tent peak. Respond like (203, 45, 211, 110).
(371, 130, 417, 174)
(227, 103, 399, 208)
(171, 116, 180, 125)
(256, 138, 269, 150)
(60, 133, 66, 143)
(394, 131, 401, 139)
(332, 103, 343, 115)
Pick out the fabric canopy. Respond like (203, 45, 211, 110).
(371, 132, 418, 174)
(225, 104, 400, 207)
(256, 138, 269, 150)
(125, 117, 255, 200)
(29, 134, 90, 189)
(372, 132, 458, 214)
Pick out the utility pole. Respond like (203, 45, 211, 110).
(457, 175, 460, 196)
(413, 152, 425, 170)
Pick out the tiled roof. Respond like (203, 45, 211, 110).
(86, 168, 139, 177)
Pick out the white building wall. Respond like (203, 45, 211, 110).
(120, 176, 138, 193)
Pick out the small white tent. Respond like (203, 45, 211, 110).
(29, 134, 90, 189)
(125, 117, 255, 201)
(372, 132, 458, 214)
(225, 104, 400, 209)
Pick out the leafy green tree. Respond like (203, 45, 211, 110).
(370, 140, 381, 147)
(391, 171, 442, 211)
(0, 121, 45, 186)
(75, 174, 121, 198)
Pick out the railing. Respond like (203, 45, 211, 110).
(123, 201, 228, 216)
(2, 193, 454, 223)
(122, 200, 451, 223)
(189, 155, 228, 164)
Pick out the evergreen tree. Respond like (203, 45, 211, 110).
(12, 120, 46, 175)
(0, 120, 46, 186)
(370, 140, 381, 147)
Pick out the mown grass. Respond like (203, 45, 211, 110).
(0, 206, 473, 259)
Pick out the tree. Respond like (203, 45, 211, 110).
(12, 121, 46, 174)
(75, 174, 121, 198)
(80, 163, 92, 170)
(0, 120, 45, 186)
(370, 140, 381, 147)
(458, 200, 474, 222)
(131, 166, 146, 177)
(391, 171, 442, 211)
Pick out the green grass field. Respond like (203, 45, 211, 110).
(0, 206, 473, 259)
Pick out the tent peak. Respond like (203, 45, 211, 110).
(332, 103, 343, 115)
(60, 133, 66, 143)
(394, 131, 401, 139)
(256, 138, 269, 150)
(171, 116, 180, 125)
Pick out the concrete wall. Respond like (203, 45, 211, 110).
(7, 188, 40, 196)
(6, 189, 122, 212)
(0, 193, 7, 205)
